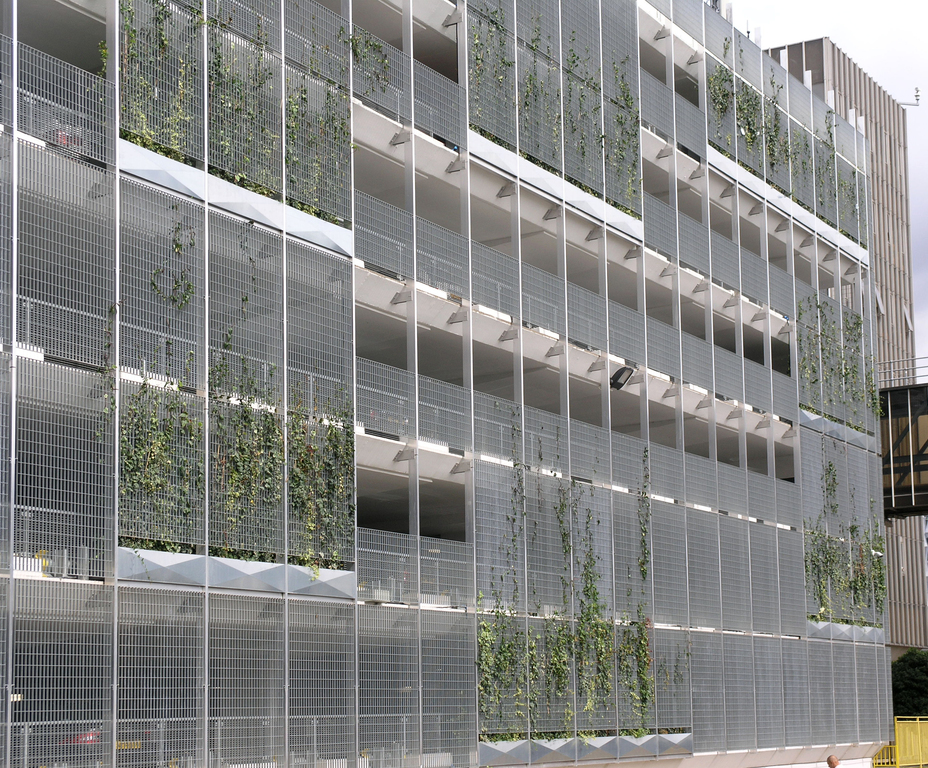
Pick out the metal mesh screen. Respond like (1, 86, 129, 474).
(717, 462, 747, 515)
(355, 192, 414, 280)
(603, 97, 641, 216)
(723, 632, 756, 750)
(416, 217, 469, 300)
(209, 0, 281, 50)
(673, 0, 703, 41)
(356, 358, 414, 440)
(352, 30, 411, 123)
(120, 179, 206, 387)
(709, 230, 738, 287)
(419, 375, 472, 452)
(735, 80, 764, 175)
(289, 599, 356, 766)
(753, 636, 784, 748)
(208, 595, 285, 765)
(359, 604, 420, 767)
(747, 470, 774, 519)
(420, 537, 475, 609)
(778, 527, 806, 636)
(120, 0, 204, 161)
(0, 131, 10, 346)
(769, 266, 794, 317)
(837, 156, 859, 241)
(0, 354, 9, 572)
(675, 94, 706, 157)
(562, 73, 604, 194)
(207, 27, 283, 192)
(686, 508, 721, 628)
(808, 640, 836, 745)
(704, 7, 732, 64)
(284, 0, 349, 87)
(567, 282, 607, 352)
(679, 213, 710, 274)
(613, 489, 651, 618)
(472, 243, 520, 320)
(0, 35, 11, 127)
(526, 470, 568, 614)
(11, 580, 113, 767)
(651, 500, 688, 626)
(357, 528, 418, 605)
(608, 300, 645, 365)
(790, 121, 815, 211)
(646, 317, 680, 379)
(640, 71, 673, 138)
(468, 11, 517, 148)
(749, 522, 780, 633)
(414, 62, 467, 150)
(17, 142, 115, 367)
(518, 43, 563, 174)
(714, 347, 743, 401)
(474, 392, 521, 461)
(775, 478, 801, 529)
(602, 0, 638, 104)
(740, 249, 767, 304)
(611, 431, 645, 492)
(16, 358, 114, 579)
(569, 419, 608, 482)
(690, 631, 724, 751)
(833, 642, 858, 743)
(719, 513, 752, 630)
(421, 610, 476, 765)
(683, 452, 717, 509)
(772, 371, 798, 424)
(782, 638, 811, 746)
(649, 444, 683, 501)
(855, 643, 879, 744)
(524, 406, 566, 471)
(643, 195, 677, 259)
(522, 263, 565, 336)
(682, 333, 713, 392)
(654, 628, 691, 731)
(733, 31, 761, 88)
(706, 59, 735, 153)
(18, 43, 115, 165)
(118, 588, 204, 768)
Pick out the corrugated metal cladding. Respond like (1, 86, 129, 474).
(0, 0, 891, 765)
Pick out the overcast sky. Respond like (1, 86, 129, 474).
(724, 0, 926, 360)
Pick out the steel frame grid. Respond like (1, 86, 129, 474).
(354, 191, 414, 281)
(521, 263, 566, 337)
(472, 243, 520, 321)
(415, 217, 469, 300)
(653, 627, 692, 733)
(357, 528, 419, 605)
(650, 500, 688, 627)
(284, 0, 350, 88)
(413, 61, 467, 151)
(0, 354, 9, 574)
(356, 357, 415, 441)
(753, 636, 785, 748)
(749, 522, 780, 634)
(566, 282, 607, 354)
(16, 141, 116, 368)
(418, 375, 472, 453)
(722, 632, 756, 750)
(525, 469, 570, 616)
(419, 537, 475, 610)
(473, 392, 521, 462)
(0, 35, 11, 129)
(210, 0, 282, 51)
(0, 132, 10, 347)
(523, 406, 567, 472)
(569, 419, 608, 483)
(517, 42, 564, 175)
(527, 614, 576, 736)
(467, 9, 518, 149)
(718, 513, 752, 631)
(685, 507, 721, 628)
(689, 630, 724, 751)
(350, 29, 411, 124)
(562, 71, 604, 195)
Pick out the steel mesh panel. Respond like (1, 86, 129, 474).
(684, 452, 717, 509)
(855, 643, 879, 744)
(524, 406, 566, 471)
(747, 472, 775, 519)
(781, 638, 811, 745)
(714, 347, 742, 400)
(120, 0, 204, 161)
(420, 537, 475, 609)
(528, 614, 575, 735)
(0, 131, 10, 345)
(612, 431, 646, 492)
(608, 300, 645, 365)
(723, 633, 756, 749)
(690, 631, 725, 751)
(284, 0, 349, 87)
(208, 595, 285, 765)
(468, 11, 517, 149)
(560, 0, 600, 82)
(675, 94, 706, 157)
(832, 642, 857, 743)
(749, 523, 779, 633)
(575, 482, 614, 619)
(704, 7, 732, 64)
(287, 238, 353, 412)
(522, 263, 565, 335)
(419, 375, 472, 452)
(601, 0, 638, 100)
(646, 317, 680, 378)
(686, 507, 720, 627)
(679, 213, 709, 274)
(414, 61, 467, 150)
(717, 462, 746, 514)
(422, 610, 476, 765)
(735, 81, 764, 175)
(357, 358, 414, 439)
(18, 43, 114, 165)
(569, 420, 608, 482)
(0, 354, 9, 571)
(209, 0, 281, 50)
(740, 248, 767, 304)
(0, 578, 5, 766)
(207, 28, 282, 192)
(709, 230, 738, 287)
(351, 30, 411, 122)
(654, 628, 692, 731)
(466, 0, 514, 28)
(0, 35, 10, 127)
(744, 359, 771, 411)
(880, 647, 893, 742)
(285, 69, 351, 223)
(769, 265, 794, 317)
(719, 514, 751, 629)
(355, 192, 414, 280)
(813, 137, 837, 228)
(15, 359, 114, 579)
(765, 106, 793, 193)
(799, 428, 822, 523)
(603, 98, 641, 216)
(17, 142, 115, 367)
(118, 588, 204, 768)
(119, 381, 205, 550)
(11, 580, 113, 766)
(837, 157, 859, 241)
(518, 43, 563, 174)
(673, 0, 703, 41)
(357, 528, 418, 605)
(613, 488, 651, 619)
(733, 31, 761, 88)
(563, 72, 604, 194)
(475, 458, 525, 612)
(775, 478, 801, 529)
(643, 194, 677, 259)
(289, 599, 356, 766)
(516, 0, 559, 53)
(525, 470, 569, 614)
(359, 605, 420, 766)
(416, 217, 469, 299)
(474, 392, 521, 461)
(753, 636, 784, 748)
(472, 242, 520, 319)
(682, 333, 713, 391)
(790, 121, 815, 211)
(567, 282, 607, 352)
(808, 640, 836, 744)
(651, 500, 688, 626)
(707, 58, 735, 153)
(120, 179, 206, 387)
(858, 171, 869, 249)
(649, 444, 683, 501)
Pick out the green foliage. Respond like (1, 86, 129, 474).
(735, 81, 762, 154)
(469, 8, 515, 148)
(347, 28, 391, 97)
(892, 649, 928, 716)
(707, 61, 734, 145)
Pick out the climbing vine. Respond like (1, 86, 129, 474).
(469, 8, 515, 148)
(605, 57, 640, 217)
(707, 58, 734, 149)
(735, 79, 763, 156)
(348, 28, 391, 98)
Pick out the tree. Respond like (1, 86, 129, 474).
(893, 648, 928, 716)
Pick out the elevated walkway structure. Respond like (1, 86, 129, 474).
(880, 359, 928, 517)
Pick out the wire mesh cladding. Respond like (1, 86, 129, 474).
(769, 265, 794, 317)
(563, 73, 604, 194)
(685, 507, 721, 628)
(813, 136, 838, 227)
(356, 358, 415, 440)
(15, 358, 115, 579)
(17, 43, 114, 165)
(643, 194, 677, 259)
(414, 61, 467, 151)
(120, 179, 205, 387)
(420, 536, 475, 609)
(689, 631, 724, 751)
(749, 523, 780, 633)
(0, 132, 10, 346)
(526, 614, 576, 736)
(285, 68, 351, 224)
(735, 82, 765, 176)
(117, 588, 205, 768)
(207, 27, 283, 192)
(525, 470, 570, 615)
(120, 0, 204, 162)
(744, 359, 771, 412)
(0, 580, 6, 766)
(646, 317, 680, 380)
(560, 0, 600, 82)
(752, 636, 784, 748)
(569, 419, 607, 482)
(608, 300, 645, 365)
(421, 610, 477, 766)
(777, 528, 806, 635)
(289, 599, 356, 765)
(566, 282, 607, 352)
(717, 461, 747, 514)
(681, 333, 713, 392)
(0, 354, 9, 570)
(741, 248, 768, 305)
(472, 242, 520, 320)
(522, 263, 565, 336)
(855, 644, 879, 742)
(209, 0, 282, 51)
(284, 0, 349, 87)
(415, 217, 469, 300)
(603, 98, 641, 215)
(714, 347, 743, 401)
(703, 6, 732, 65)
(354, 192, 414, 280)
(807, 640, 836, 744)
(747, 471, 775, 519)
(524, 406, 567, 472)
(208, 595, 286, 766)
(359, 604, 420, 767)
(672, 0, 703, 41)
(474, 459, 525, 612)
(719, 513, 752, 630)
(611, 431, 645, 492)
(468, 10, 517, 149)
(0, 35, 11, 127)
(640, 71, 674, 138)
(654, 628, 692, 732)
(357, 528, 419, 605)
(675, 94, 706, 159)
(651, 501, 688, 626)
(707, 59, 736, 153)
(780, 638, 811, 746)
(709, 229, 738, 286)
(683, 452, 717, 510)
(837, 156, 860, 241)
(419, 375, 472, 452)
(723, 632, 756, 750)
(649, 445, 683, 503)
(790, 121, 815, 211)
(119, 381, 205, 550)
(473, 392, 521, 461)
(775, 476, 801, 530)
(833, 642, 859, 743)
(17, 141, 115, 368)
(601, 0, 638, 104)
(612, 488, 651, 619)
(351, 29, 411, 123)
(517, 44, 563, 175)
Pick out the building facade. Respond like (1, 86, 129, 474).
(769, 37, 925, 656)
(0, 1, 892, 768)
